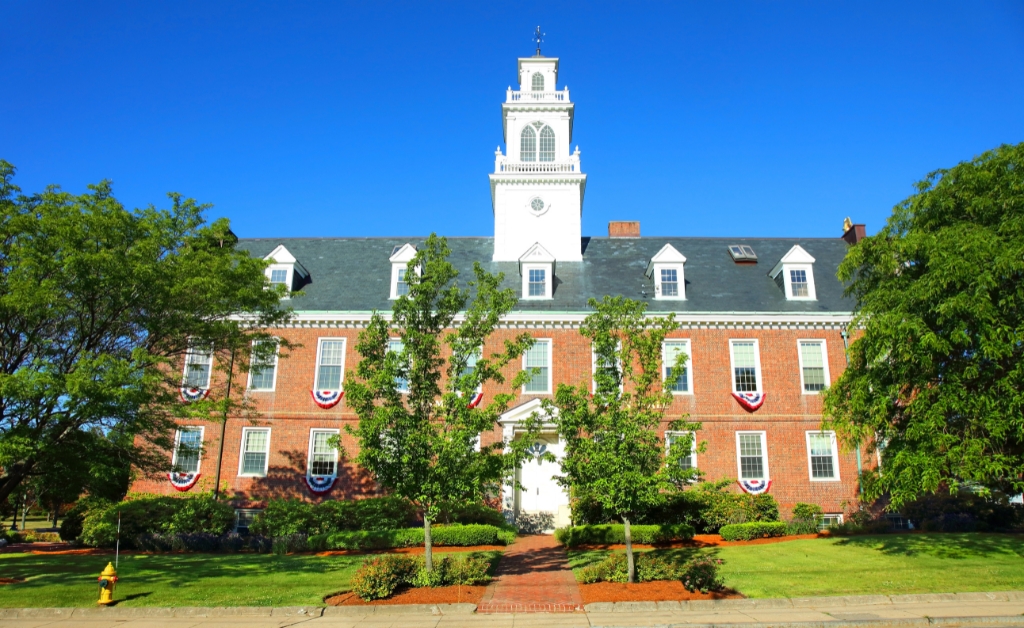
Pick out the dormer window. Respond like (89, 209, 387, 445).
(389, 243, 418, 300)
(646, 244, 686, 300)
(519, 242, 555, 300)
(263, 245, 309, 298)
(769, 245, 817, 300)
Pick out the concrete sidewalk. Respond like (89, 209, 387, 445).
(1, 592, 1023, 628)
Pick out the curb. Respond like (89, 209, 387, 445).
(0, 606, 325, 619)
(588, 619, 1024, 628)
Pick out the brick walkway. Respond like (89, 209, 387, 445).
(476, 534, 584, 613)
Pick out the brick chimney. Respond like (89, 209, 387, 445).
(608, 221, 640, 238)
(841, 218, 866, 245)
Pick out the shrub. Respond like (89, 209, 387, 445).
(554, 524, 694, 547)
(272, 533, 309, 554)
(167, 498, 235, 534)
(791, 502, 824, 521)
(719, 521, 788, 541)
(309, 524, 514, 551)
(901, 492, 1022, 531)
(249, 500, 314, 537)
(438, 502, 507, 528)
(351, 554, 420, 601)
(77, 495, 236, 548)
(444, 552, 493, 585)
(133, 532, 270, 553)
(60, 497, 111, 542)
(680, 556, 724, 593)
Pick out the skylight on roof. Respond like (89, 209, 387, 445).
(728, 245, 757, 262)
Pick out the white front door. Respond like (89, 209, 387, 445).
(515, 434, 570, 530)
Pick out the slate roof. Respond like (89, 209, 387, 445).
(238, 237, 853, 314)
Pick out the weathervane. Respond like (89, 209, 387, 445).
(533, 25, 545, 56)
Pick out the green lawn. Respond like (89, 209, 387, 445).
(568, 533, 1024, 598)
(0, 550, 503, 607)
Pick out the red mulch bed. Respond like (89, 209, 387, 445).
(316, 545, 505, 557)
(581, 582, 743, 603)
(574, 532, 827, 551)
(0, 578, 25, 585)
(326, 585, 488, 606)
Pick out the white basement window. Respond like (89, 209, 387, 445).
(238, 428, 270, 477)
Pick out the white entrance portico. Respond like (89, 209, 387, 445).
(499, 398, 571, 532)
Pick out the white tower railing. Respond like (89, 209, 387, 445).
(494, 147, 581, 174)
(506, 87, 570, 103)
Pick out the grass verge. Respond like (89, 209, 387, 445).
(567, 533, 1024, 598)
(0, 549, 503, 607)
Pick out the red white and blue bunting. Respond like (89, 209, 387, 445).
(467, 392, 484, 409)
(311, 389, 344, 409)
(738, 479, 772, 495)
(168, 472, 201, 492)
(180, 387, 210, 403)
(732, 392, 765, 412)
(304, 475, 336, 494)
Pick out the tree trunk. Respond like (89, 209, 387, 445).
(423, 515, 434, 572)
(20, 498, 28, 531)
(623, 516, 635, 583)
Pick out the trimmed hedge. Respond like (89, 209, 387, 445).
(554, 523, 694, 547)
(576, 552, 723, 592)
(351, 552, 494, 600)
(308, 524, 516, 551)
(719, 521, 788, 541)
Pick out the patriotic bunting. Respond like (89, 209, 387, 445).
(311, 389, 344, 409)
(732, 391, 765, 412)
(304, 475, 337, 494)
(467, 392, 484, 409)
(168, 472, 201, 492)
(180, 387, 210, 403)
(738, 479, 772, 495)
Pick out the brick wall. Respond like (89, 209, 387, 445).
(132, 325, 866, 517)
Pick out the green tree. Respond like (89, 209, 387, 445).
(0, 160, 292, 504)
(549, 296, 700, 582)
(345, 234, 539, 571)
(823, 143, 1024, 508)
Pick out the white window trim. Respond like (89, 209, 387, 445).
(247, 340, 279, 392)
(171, 426, 204, 473)
(653, 264, 686, 300)
(238, 427, 271, 477)
(729, 339, 763, 394)
(782, 263, 817, 300)
(805, 430, 841, 482)
(307, 428, 340, 478)
(591, 342, 623, 393)
(735, 430, 770, 481)
(819, 513, 844, 530)
(182, 343, 214, 389)
(388, 337, 409, 394)
(522, 338, 553, 395)
(234, 508, 262, 533)
(665, 430, 697, 473)
(662, 339, 693, 395)
(390, 264, 410, 300)
(266, 263, 293, 297)
(797, 339, 830, 395)
(460, 347, 483, 394)
(521, 263, 553, 300)
(313, 337, 347, 391)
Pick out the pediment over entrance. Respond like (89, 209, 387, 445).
(498, 398, 557, 430)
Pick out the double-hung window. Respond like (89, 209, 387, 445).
(662, 340, 692, 393)
(459, 347, 483, 393)
(660, 268, 679, 297)
(665, 431, 697, 472)
(239, 428, 270, 476)
(248, 340, 278, 391)
(183, 344, 213, 389)
(523, 339, 552, 394)
(729, 340, 761, 393)
(798, 340, 829, 393)
(591, 343, 621, 394)
(314, 339, 346, 391)
(529, 268, 546, 296)
(172, 427, 204, 474)
(736, 432, 769, 481)
(269, 269, 288, 286)
(308, 429, 339, 477)
(395, 268, 410, 297)
(790, 269, 809, 297)
(806, 431, 840, 481)
(388, 339, 409, 393)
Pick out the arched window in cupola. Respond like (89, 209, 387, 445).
(531, 72, 544, 91)
(520, 126, 537, 162)
(539, 126, 555, 162)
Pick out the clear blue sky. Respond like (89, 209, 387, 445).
(4, 1, 1023, 239)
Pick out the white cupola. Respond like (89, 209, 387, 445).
(490, 52, 586, 263)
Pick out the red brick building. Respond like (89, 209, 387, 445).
(131, 52, 868, 530)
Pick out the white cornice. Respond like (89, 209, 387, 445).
(258, 311, 854, 331)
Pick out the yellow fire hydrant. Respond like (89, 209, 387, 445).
(97, 562, 118, 605)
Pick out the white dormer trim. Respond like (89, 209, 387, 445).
(519, 243, 555, 300)
(646, 244, 686, 300)
(264, 245, 309, 296)
(769, 245, 817, 301)
(389, 243, 418, 300)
